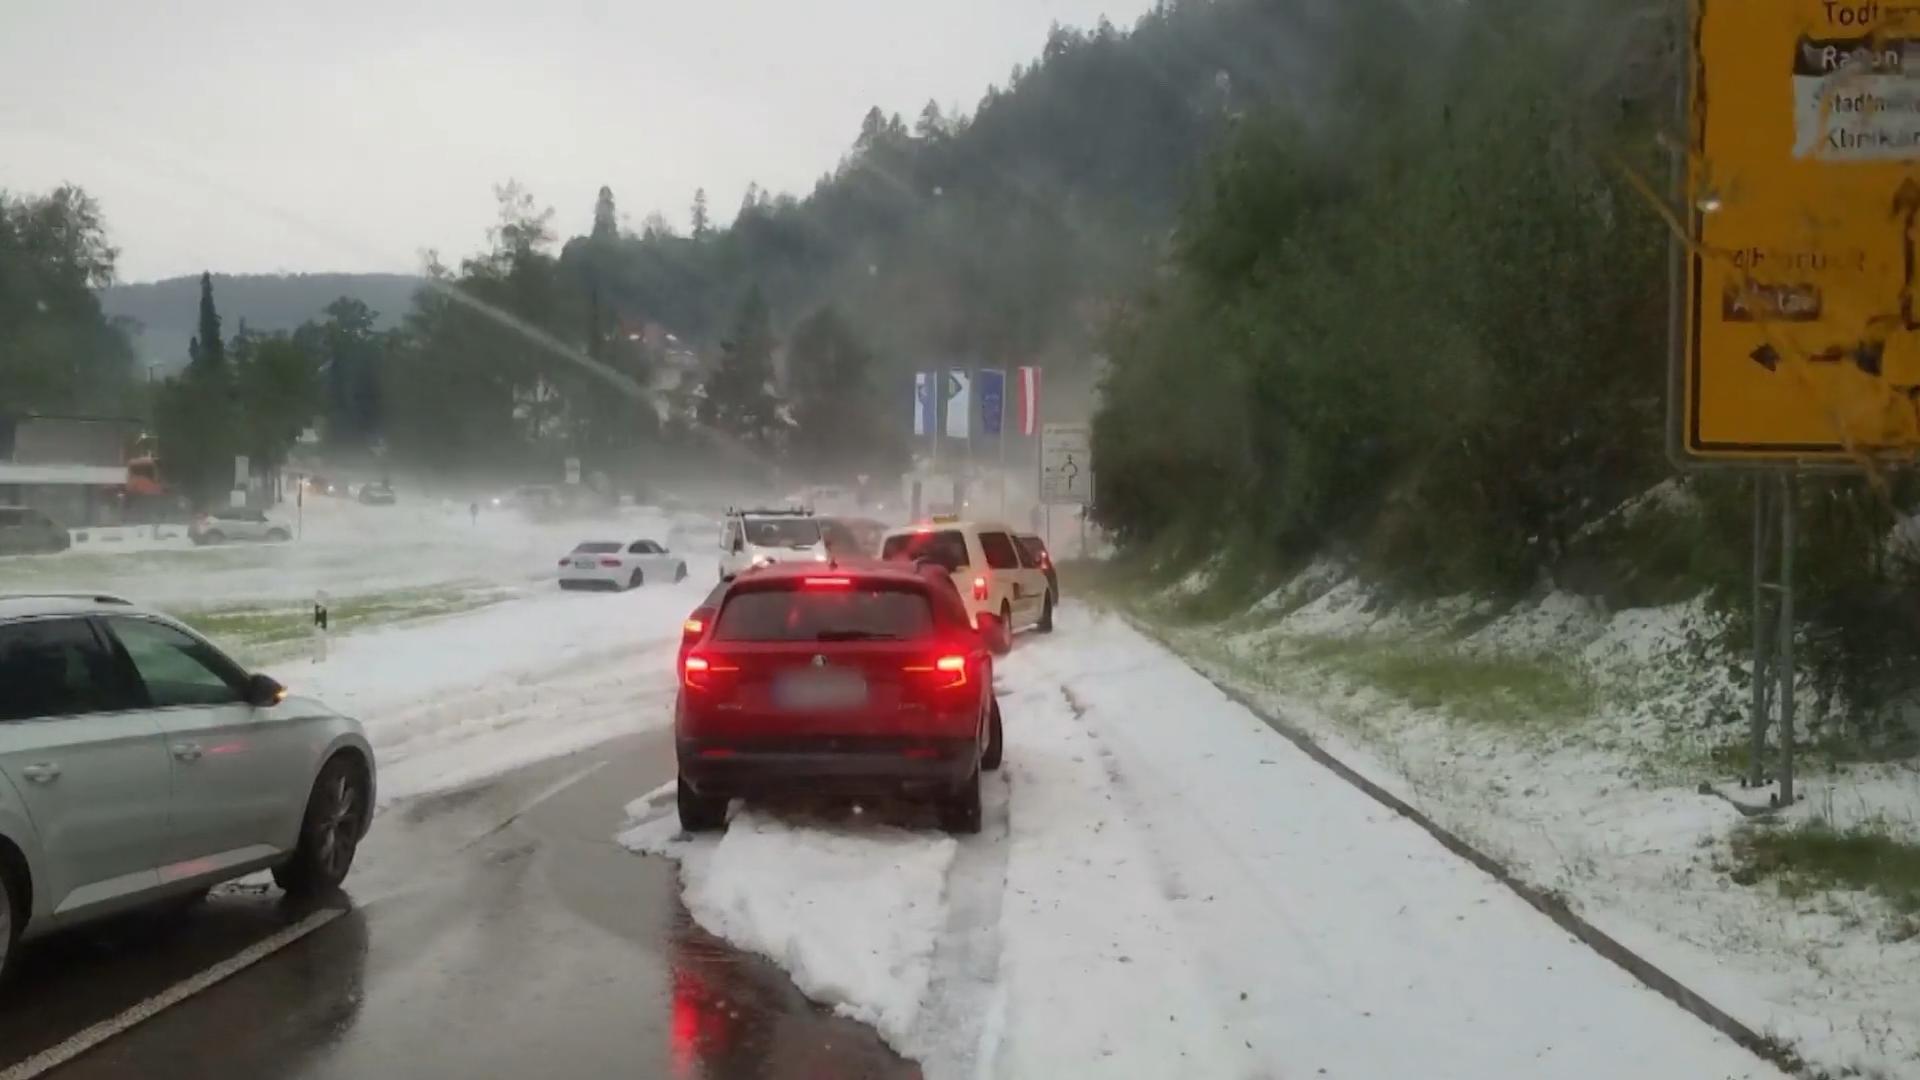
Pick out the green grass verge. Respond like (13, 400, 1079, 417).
(1072, 558, 1592, 729)
(1732, 820, 1920, 915)
(1268, 636, 1594, 728)
(178, 585, 504, 657)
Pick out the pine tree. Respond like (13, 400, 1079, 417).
(187, 271, 225, 374)
(787, 305, 898, 475)
(591, 185, 618, 243)
(691, 188, 711, 237)
(699, 286, 778, 443)
(915, 100, 946, 139)
(159, 272, 239, 506)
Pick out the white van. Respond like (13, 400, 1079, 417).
(717, 508, 829, 581)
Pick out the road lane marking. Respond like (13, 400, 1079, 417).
(459, 759, 611, 850)
(0, 906, 345, 1080)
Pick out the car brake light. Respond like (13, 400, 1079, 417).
(805, 577, 852, 588)
(558, 557, 571, 567)
(600, 558, 621, 568)
(682, 617, 705, 637)
(683, 654, 737, 690)
(906, 653, 969, 691)
(972, 576, 988, 601)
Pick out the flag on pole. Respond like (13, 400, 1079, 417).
(978, 370, 1006, 436)
(944, 369, 972, 439)
(914, 372, 934, 436)
(1017, 366, 1041, 435)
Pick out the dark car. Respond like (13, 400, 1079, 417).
(0, 507, 69, 556)
(675, 560, 1003, 834)
(357, 483, 397, 506)
(1014, 533, 1057, 603)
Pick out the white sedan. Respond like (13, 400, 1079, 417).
(557, 539, 688, 591)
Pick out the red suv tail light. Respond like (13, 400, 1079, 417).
(971, 576, 988, 602)
(683, 653, 738, 691)
(906, 653, 970, 692)
(934, 654, 968, 689)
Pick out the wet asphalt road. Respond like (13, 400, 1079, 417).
(0, 731, 918, 1080)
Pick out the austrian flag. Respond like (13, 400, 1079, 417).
(1017, 366, 1041, 436)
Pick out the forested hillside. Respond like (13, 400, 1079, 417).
(100, 273, 419, 374)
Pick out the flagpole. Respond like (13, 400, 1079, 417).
(999, 388, 1008, 519)
(966, 365, 976, 510)
(1035, 366, 1048, 549)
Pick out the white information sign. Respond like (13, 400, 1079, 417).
(1040, 422, 1093, 506)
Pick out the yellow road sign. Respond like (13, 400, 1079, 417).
(1682, 0, 1920, 464)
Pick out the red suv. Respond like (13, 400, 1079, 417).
(675, 561, 1003, 834)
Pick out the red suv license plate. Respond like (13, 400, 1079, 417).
(774, 669, 868, 710)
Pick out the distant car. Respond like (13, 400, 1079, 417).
(674, 561, 1002, 834)
(0, 507, 69, 556)
(189, 509, 292, 546)
(879, 520, 1054, 653)
(0, 593, 376, 979)
(1015, 533, 1058, 604)
(558, 539, 689, 591)
(717, 508, 829, 581)
(357, 483, 397, 506)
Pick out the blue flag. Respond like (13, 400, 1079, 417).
(978, 370, 1006, 436)
(914, 372, 935, 436)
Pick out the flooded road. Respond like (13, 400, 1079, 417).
(0, 732, 916, 1080)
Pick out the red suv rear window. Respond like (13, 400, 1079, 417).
(714, 583, 935, 642)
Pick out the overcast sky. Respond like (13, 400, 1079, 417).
(1, 0, 1155, 284)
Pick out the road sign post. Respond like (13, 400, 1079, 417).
(1040, 423, 1093, 507)
(1669, 1, 1918, 804)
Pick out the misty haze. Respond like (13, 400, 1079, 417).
(0, 1, 1913, 1078)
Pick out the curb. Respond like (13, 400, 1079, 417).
(1119, 614, 1813, 1080)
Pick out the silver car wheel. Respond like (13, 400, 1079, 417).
(314, 770, 365, 880)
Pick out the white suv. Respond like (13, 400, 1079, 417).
(880, 520, 1054, 652)
(0, 594, 375, 978)
(717, 509, 829, 581)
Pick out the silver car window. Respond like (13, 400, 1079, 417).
(105, 618, 247, 709)
(0, 618, 138, 721)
